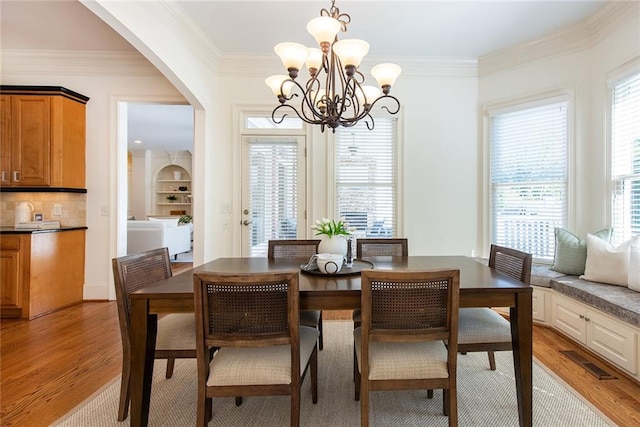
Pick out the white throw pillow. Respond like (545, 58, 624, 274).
(148, 217, 179, 227)
(629, 245, 640, 292)
(580, 234, 639, 287)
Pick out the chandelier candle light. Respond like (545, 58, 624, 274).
(266, 0, 401, 132)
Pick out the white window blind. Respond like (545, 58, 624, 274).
(245, 139, 299, 256)
(611, 72, 640, 245)
(490, 99, 568, 260)
(334, 118, 398, 237)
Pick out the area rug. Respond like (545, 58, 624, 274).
(53, 321, 611, 426)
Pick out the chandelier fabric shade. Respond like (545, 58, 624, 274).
(266, 0, 401, 132)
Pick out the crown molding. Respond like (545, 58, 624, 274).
(0, 49, 161, 76)
(215, 53, 477, 79)
(479, 1, 639, 77)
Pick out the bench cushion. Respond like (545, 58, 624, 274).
(531, 264, 567, 288)
(551, 276, 640, 328)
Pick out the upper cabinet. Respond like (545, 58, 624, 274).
(0, 86, 89, 189)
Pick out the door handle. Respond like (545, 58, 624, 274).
(1, 171, 7, 182)
(13, 171, 20, 182)
(242, 220, 252, 226)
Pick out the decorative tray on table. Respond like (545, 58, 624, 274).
(300, 259, 374, 276)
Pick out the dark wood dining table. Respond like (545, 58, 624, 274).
(128, 255, 533, 427)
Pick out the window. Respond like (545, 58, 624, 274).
(611, 72, 640, 245)
(489, 97, 569, 260)
(334, 118, 398, 237)
(246, 115, 302, 129)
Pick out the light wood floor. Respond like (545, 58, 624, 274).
(2, 302, 639, 426)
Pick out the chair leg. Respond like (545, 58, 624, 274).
(165, 358, 175, 378)
(360, 382, 369, 427)
(117, 357, 130, 421)
(318, 312, 324, 350)
(354, 362, 361, 401)
(443, 389, 449, 416)
(196, 392, 211, 427)
(311, 346, 318, 404)
(235, 397, 243, 406)
(353, 345, 357, 382)
(488, 351, 496, 370)
(427, 389, 434, 399)
(353, 316, 360, 381)
(448, 387, 458, 427)
(290, 381, 301, 427)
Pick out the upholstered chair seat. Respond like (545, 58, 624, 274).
(354, 329, 449, 380)
(457, 308, 511, 345)
(207, 326, 319, 386)
(156, 313, 196, 349)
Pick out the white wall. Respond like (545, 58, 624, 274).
(478, 6, 640, 245)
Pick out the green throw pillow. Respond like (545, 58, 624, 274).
(551, 227, 612, 275)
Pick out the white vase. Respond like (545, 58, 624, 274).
(318, 235, 348, 256)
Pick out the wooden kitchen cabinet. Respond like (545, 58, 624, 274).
(0, 86, 89, 188)
(0, 234, 26, 318)
(0, 229, 86, 319)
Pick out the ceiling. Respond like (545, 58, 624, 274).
(1, 0, 611, 151)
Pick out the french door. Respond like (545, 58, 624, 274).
(241, 135, 306, 257)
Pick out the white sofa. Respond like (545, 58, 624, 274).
(127, 218, 191, 258)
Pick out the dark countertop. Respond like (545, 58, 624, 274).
(0, 226, 88, 235)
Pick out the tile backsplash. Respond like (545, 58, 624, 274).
(0, 192, 87, 227)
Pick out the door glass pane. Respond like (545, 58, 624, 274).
(242, 136, 303, 257)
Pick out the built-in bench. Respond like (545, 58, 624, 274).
(476, 256, 640, 383)
(550, 276, 640, 328)
(529, 264, 640, 383)
(520, 262, 640, 328)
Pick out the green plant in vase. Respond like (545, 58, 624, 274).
(166, 194, 178, 203)
(312, 218, 354, 256)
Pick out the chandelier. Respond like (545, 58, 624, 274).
(265, 0, 401, 133)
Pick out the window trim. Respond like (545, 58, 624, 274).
(605, 57, 640, 243)
(482, 88, 575, 261)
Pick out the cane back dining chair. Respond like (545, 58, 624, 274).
(112, 247, 196, 421)
(193, 270, 319, 427)
(356, 238, 409, 259)
(457, 244, 532, 370)
(352, 238, 410, 379)
(268, 239, 324, 350)
(353, 238, 409, 325)
(354, 269, 460, 427)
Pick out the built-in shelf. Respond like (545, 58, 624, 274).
(155, 165, 191, 216)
